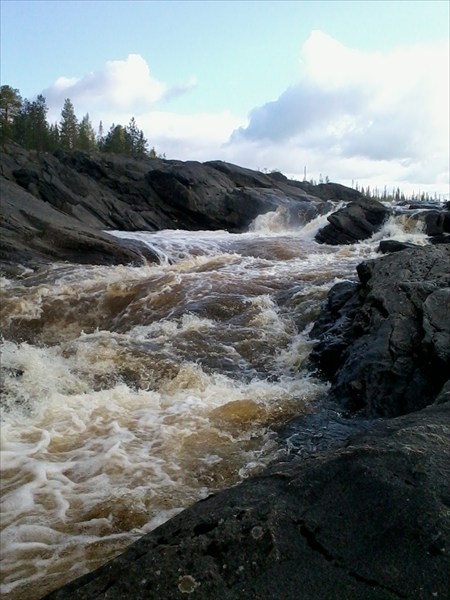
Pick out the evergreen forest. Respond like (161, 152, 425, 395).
(0, 84, 159, 158)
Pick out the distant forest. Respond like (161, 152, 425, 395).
(0, 84, 445, 204)
(0, 84, 162, 158)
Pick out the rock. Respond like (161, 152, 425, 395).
(422, 288, 450, 365)
(0, 178, 152, 274)
(422, 209, 450, 236)
(309, 281, 362, 378)
(377, 240, 421, 254)
(310, 245, 450, 416)
(43, 402, 450, 600)
(294, 181, 365, 203)
(391, 205, 450, 241)
(315, 197, 390, 245)
(1, 143, 334, 272)
(430, 234, 450, 245)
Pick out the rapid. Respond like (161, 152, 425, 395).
(0, 209, 428, 599)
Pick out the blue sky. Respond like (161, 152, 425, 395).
(1, 0, 449, 196)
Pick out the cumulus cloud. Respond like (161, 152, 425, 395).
(40, 34, 449, 196)
(230, 31, 449, 193)
(41, 54, 243, 163)
(43, 53, 194, 112)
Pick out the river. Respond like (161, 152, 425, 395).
(0, 209, 427, 599)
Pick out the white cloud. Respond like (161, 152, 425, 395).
(43, 54, 190, 113)
(40, 35, 449, 197)
(230, 31, 449, 195)
(139, 111, 246, 160)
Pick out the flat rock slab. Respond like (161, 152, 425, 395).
(44, 402, 450, 600)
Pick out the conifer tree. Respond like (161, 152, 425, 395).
(0, 85, 22, 140)
(13, 94, 50, 150)
(103, 124, 131, 154)
(59, 98, 78, 150)
(126, 117, 148, 156)
(97, 120, 105, 150)
(77, 113, 97, 151)
(48, 123, 60, 151)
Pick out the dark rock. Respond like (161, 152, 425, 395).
(422, 209, 450, 236)
(309, 281, 362, 378)
(1, 143, 333, 272)
(294, 181, 365, 203)
(43, 402, 450, 600)
(315, 197, 390, 245)
(0, 178, 152, 274)
(435, 380, 450, 404)
(422, 288, 450, 365)
(377, 240, 421, 254)
(430, 234, 450, 245)
(310, 245, 450, 417)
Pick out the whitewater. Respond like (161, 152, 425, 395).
(0, 210, 428, 600)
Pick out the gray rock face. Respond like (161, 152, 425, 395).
(0, 178, 151, 276)
(315, 197, 390, 245)
(43, 402, 450, 600)
(310, 245, 450, 416)
(0, 143, 332, 273)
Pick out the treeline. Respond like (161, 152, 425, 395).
(308, 173, 445, 204)
(352, 181, 445, 205)
(0, 84, 162, 158)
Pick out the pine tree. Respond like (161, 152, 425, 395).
(102, 124, 131, 154)
(48, 123, 60, 151)
(126, 117, 148, 156)
(97, 120, 104, 150)
(59, 98, 78, 150)
(0, 85, 22, 141)
(13, 95, 50, 150)
(77, 113, 97, 151)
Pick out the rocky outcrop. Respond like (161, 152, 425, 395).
(0, 143, 333, 274)
(315, 197, 390, 244)
(310, 245, 450, 417)
(0, 177, 154, 276)
(43, 401, 450, 600)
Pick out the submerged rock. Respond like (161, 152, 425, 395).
(43, 402, 450, 600)
(310, 245, 450, 417)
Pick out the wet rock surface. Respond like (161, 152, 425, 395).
(310, 245, 450, 417)
(315, 197, 390, 244)
(43, 402, 450, 600)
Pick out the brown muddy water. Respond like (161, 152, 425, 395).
(0, 210, 427, 599)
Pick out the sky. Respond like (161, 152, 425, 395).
(1, 0, 449, 197)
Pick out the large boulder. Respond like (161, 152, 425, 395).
(310, 245, 450, 416)
(43, 402, 450, 600)
(315, 197, 390, 245)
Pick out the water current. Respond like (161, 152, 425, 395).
(0, 209, 428, 599)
